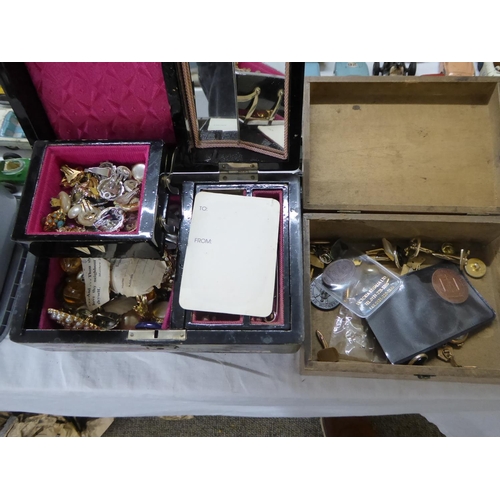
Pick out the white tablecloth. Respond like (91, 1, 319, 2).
(1, 337, 500, 436)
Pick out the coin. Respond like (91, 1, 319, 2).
(310, 276, 340, 310)
(322, 259, 356, 288)
(432, 268, 469, 304)
(465, 258, 487, 279)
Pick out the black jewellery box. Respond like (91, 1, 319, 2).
(1, 62, 305, 353)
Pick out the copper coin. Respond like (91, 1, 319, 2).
(322, 259, 356, 288)
(432, 268, 469, 304)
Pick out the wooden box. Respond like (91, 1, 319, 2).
(301, 77, 500, 383)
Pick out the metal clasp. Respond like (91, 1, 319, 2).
(127, 329, 187, 341)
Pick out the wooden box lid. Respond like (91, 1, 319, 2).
(303, 77, 500, 215)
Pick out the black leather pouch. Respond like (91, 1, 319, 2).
(366, 263, 496, 364)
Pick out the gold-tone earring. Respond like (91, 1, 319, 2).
(43, 208, 66, 231)
(60, 165, 84, 187)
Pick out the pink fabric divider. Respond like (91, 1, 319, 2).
(39, 259, 64, 329)
(26, 144, 150, 235)
(161, 291, 174, 330)
(191, 312, 244, 325)
(25, 63, 177, 144)
(251, 189, 285, 326)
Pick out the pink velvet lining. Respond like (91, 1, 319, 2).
(191, 312, 244, 325)
(39, 259, 64, 329)
(161, 291, 174, 330)
(250, 190, 284, 325)
(25, 63, 176, 144)
(26, 144, 150, 235)
(40, 258, 175, 331)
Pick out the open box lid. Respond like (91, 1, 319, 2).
(303, 76, 500, 215)
(164, 62, 305, 171)
(0, 63, 178, 145)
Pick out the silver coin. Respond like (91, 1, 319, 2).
(310, 276, 340, 310)
(322, 259, 356, 288)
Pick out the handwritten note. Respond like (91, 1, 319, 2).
(111, 259, 167, 297)
(81, 258, 111, 311)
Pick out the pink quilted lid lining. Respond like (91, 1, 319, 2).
(26, 144, 150, 235)
(25, 63, 176, 143)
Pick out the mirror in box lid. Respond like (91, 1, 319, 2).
(180, 62, 289, 159)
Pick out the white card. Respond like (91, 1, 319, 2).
(179, 192, 280, 317)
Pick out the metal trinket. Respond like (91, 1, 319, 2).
(310, 276, 340, 310)
(93, 207, 125, 232)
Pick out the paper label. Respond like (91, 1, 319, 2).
(81, 258, 111, 311)
(111, 259, 167, 297)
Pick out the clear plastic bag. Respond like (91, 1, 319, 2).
(317, 240, 402, 318)
(330, 306, 387, 363)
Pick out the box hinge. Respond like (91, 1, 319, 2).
(219, 162, 258, 182)
(127, 329, 186, 341)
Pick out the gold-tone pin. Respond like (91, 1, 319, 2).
(310, 254, 325, 269)
(465, 258, 487, 279)
(437, 345, 476, 368)
(441, 243, 456, 255)
(61, 165, 84, 187)
(316, 330, 340, 362)
(47, 308, 100, 330)
(407, 353, 428, 365)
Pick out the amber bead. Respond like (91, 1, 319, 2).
(62, 278, 86, 307)
(60, 258, 82, 274)
(151, 301, 169, 321)
(119, 310, 142, 330)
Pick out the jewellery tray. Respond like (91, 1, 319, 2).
(2, 63, 174, 259)
(0, 62, 305, 353)
(302, 77, 500, 383)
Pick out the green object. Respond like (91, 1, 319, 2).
(0, 158, 30, 184)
